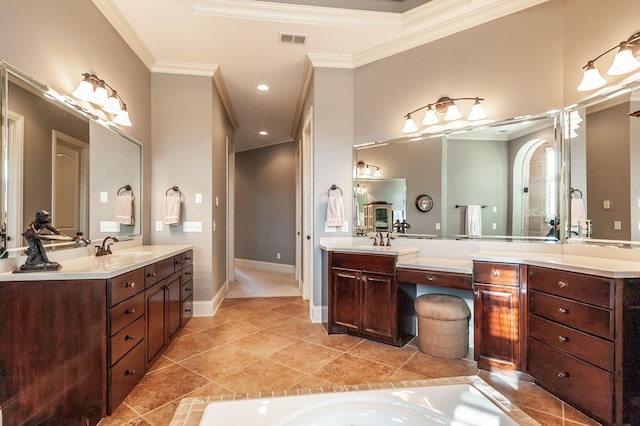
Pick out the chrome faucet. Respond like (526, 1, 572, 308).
(74, 232, 90, 248)
(95, 236, 119, 256)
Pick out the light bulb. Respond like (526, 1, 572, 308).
(577, 62, 606, 91)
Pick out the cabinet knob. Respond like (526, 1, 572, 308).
(125, 308, 135, 315)
(557, 371, 569, 378)
(126, 281, 135, 289)
(491, 269, 500, 277)
(558, 336, 568, 342)
(147, 272, 156, 278)
(185, 272, 192, 276)
(125, 370, 136, 376)
(185, 308, 192, 313)
(558, 280, 568, 288)
(558, 307, 568, 314)
(185, 287, 191, 292)
(125, 335, 136, 341)
(427, 276, 434, 281)
(473, 290, 479, 297)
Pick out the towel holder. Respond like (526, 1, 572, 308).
(117, 184, 132, 195)
(328, 184, 342, 196)
(571, 188, 583, 198)
(455, 204, 488, 208)
(166, 186, 182, 197)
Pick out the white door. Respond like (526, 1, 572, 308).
(301, 108, 314, 303)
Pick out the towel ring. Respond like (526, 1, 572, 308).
(166, 186, 182, 197)
(328, 184, 342, 196)
(571, 188, 583, 198)
(117, 184, 132, 195)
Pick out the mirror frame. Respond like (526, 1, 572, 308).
(0, 60, 143, 258)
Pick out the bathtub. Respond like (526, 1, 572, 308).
(198, 381, 526, 425)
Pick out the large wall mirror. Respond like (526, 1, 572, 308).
(0, 60, 143, 258)
(566, 79, 640, 244)
(354, 111, 561, 241)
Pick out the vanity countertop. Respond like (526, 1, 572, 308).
(320, 242, 420, 262)
(396, 257, 473, 274)
(0, 244, 193, 281)
(470, 250, 640, 278)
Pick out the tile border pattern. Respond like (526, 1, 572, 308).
(170, 375, 540, 425)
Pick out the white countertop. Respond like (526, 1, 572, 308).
(319, 242, 420, 262)
(0, 244, 193, 281)
(470, 250, 640, 278)
(396, 257, 473, 274)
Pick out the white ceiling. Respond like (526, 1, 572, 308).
(93, 0, 547, 151)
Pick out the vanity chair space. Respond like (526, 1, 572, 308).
(0, 246, 193, 425)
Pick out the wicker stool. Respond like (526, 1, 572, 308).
(414, 293, 471, 359)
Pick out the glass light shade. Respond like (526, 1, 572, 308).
(103, 93, 123, 114)
(92, 84, 109, 106)
(73, 77, 95, 102)
(607, 46, 640, 75)
(444, 103, 462, 121)
(577, 63, 606, 91)
(373, 168, 382, 177)
(569, 110, 583, 128)
(467, 101, 487, 120)
(363, 165, 371, 175)
(422, 107, 439, 125)
(113, 107, 132, 126)
(402, 116, 418, 133)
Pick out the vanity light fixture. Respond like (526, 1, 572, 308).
(577, 31, 640, 91)
(402, 97, 486, 133)
(356, 161, 382, 177)
(73, 73, 132, 126)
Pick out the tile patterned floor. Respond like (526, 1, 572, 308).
(99, 274, 602, 426)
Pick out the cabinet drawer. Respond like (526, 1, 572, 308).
(183, 250, 193, 267)
(182, 264, 193, 285)
(529, 315, 613, 371)
(108, 340, 145, 414)
(156, 257, 175, 281)
(528, 266, 613, 308)
(529, 290, 613, 340)
(144, 263, 158, 288)
(174, 253, 184, 271)
(109, 292, 144, 336)
(473, 262, 519, 286)
(108, 268, 144, 306)
(397, 268, 471, 289)
(109, 315, 145, 366)
(331, 252, 395, 274)
(182, 277, 193, 301)
(183, 294, 193, 324)
(528, 339, 613, 424)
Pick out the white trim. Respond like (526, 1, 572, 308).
(6, 111, 24, 249)
(193, 280, 227, 317)
(234, 258, 295, 274)
(310, 303, 325, 324)
(152, 61, 219, 77)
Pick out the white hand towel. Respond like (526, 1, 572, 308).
(465, 205, 482, 236)
(326, 193, 345, 227)
(571, 198, 585, 226)
(164, 196, 182, 225)
(115, 194, 134, 225)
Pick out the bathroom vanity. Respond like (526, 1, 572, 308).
(0, 245, 193, 425)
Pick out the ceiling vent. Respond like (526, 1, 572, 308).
(279, 33, 307, 45)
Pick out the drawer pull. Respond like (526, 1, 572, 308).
(428, 276, 434, 281)
(491, 269, 500, 277)
(125, 308, 136, 315)
(125, 370, 136, 376)
(185, 287, 191, 292)
(558, 280, 568, 288)
(126, 281, 136, 289)
(185, 308, 192, 313)
(558, 307, 568, 314)
(125, 334, 136, 341)
(558, 336, 568, 342)
(147, 272, 156, 278)
(557, 371, 569, 378)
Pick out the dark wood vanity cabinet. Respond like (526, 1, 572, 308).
(328, 252, 413, 347)
(0, 248, 194, 426)
(472, 262, 526, 372)
(527, 266, 640, 425)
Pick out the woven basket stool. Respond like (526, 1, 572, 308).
(414, 293, 471, 359)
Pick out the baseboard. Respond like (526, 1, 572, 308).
(311, 303, 326, 324)
(193, 280, 227, 317)
(234, 258, 294, 274)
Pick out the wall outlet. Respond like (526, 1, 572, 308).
(195, 193, 203, 204)
(155, 221, 163, 231)
(183, 221, 202, 232)
(614, 220, 621, 230)
(100, 221, 120, 232)
(493, 206, 497, 213)
(277, 252, 281, 259)
(603, 200, 611, 209)
(100, 192, 108, 203)
(435, 223, 441, 230)
(492, 223, 497, 230)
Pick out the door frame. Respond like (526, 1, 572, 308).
(300, 106, 314, 302)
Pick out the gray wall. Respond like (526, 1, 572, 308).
(235, 142, 296, 265)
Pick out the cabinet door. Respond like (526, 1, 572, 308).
(474, 283, 520, 370)
(146, 281, 166, 366)
(330, 268, 361, 332)
(361, 272, 396, 340)
(167, 272, 182, 341)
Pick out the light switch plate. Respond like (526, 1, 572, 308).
(100, 221, 120, 232)
(183, 221, 202, 232)
(195, 193, 203, 204)
(100, 192, 108, 203)
(155, 221, 163, 231)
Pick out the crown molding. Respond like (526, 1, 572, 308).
(91, 0, 156, 70)
(175, 0, 401, 28)
(307, 54, 354, 69)
(290, 57, 315, 137)
(152, 60, 219, 76)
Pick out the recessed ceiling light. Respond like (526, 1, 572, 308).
(257, 84, 270, 91)
(259, 131, 268, 135)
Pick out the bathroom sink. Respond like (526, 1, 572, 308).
(108, 251, 153, 260)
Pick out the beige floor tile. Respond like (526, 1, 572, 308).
(310, 353, 398, 385)
(162, 331, 219, 362)
(403, 350, 478, 378)
(267, 316, 324, 338)
(199, 318, 263, 345)
(267, 340, 342, 373)
(214, 358, 306, 394)
(228, 329, 298, 357)
(348, 339, 419, 368)
(302, 329, 364, 351)
(180, 344, 262, 381)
